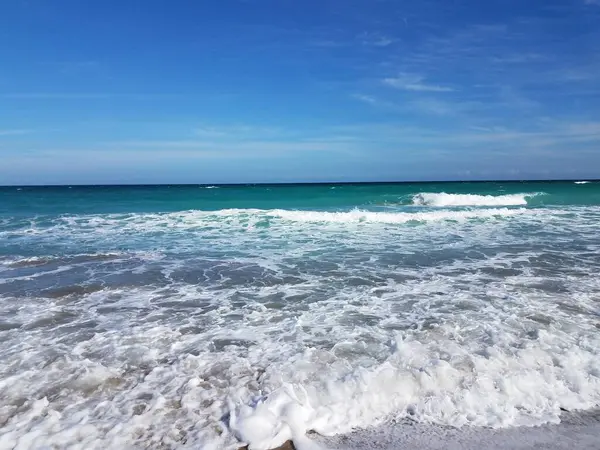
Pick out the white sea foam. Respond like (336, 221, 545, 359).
(230, 329, 600, 449)
(575, 181, 590, 185)
(0, 208, 539, 242)
(3, 268, 600, 450)
(2, 205, 600, 449)
(411, 192, 539, 207)
(267, 207, 529, 223)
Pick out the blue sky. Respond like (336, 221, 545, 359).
(1, 0, 600, 184)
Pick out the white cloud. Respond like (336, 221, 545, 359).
(358, 32, 395, 47)
(383, 73, 455, 92)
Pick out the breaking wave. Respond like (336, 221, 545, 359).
(411, 192, 540, 207)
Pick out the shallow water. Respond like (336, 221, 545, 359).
(1, 182, 600, 449)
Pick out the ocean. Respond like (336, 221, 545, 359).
(1, 181, 600, 449)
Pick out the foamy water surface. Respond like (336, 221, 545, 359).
(1, 186, 600, 449)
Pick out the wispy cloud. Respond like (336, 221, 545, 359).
(103, 123, 361, 158)
(4, 119, 599, 183)
(489, 53, 548, 64)
(410, 98, 457, 115)
(50, 60, 105, 76)
(308, 39, 347, 48)
(383, 73, 455, 92)
(3, 141, 360, 178)
(351, 94, 401, 110)
(1, 93, 177, 100)
(193, 124, 282, 139)
(352, 94, 379, 105)
(310, 32, 396, 50)
(327, 120, 600, 151)
(106, 139, 358, 156)
(562, 121, 600, 137)
(0, 129, 34, 136)
(358, 32, 395, 47)
(370, 37, 395, 47)
(352, 90, 529, 117)
(1, 93, 111, 99)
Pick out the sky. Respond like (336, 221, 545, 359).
(1, 0, 600, 185)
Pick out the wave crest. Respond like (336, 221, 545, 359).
(411, 192, 539, 207)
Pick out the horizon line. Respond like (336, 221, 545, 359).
(1, 177, 598, 188)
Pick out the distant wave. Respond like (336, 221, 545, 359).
(574, 181, 590, 185)
(201, 186, 220, 189)
(411, 192, 540, 207)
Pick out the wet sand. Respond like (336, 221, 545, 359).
(239, 441, 295, 450)
(239, 410, 600, 450)
(315, 410, 600, 450)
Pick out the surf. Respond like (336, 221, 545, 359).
(410, 192, 541, 207)
(266, 207, 530, 223)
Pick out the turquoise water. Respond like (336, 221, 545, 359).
(1, 181, 600, 449)
(2, 181, 600, 216)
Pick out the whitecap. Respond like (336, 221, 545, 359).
(411, 192, 541, 207)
